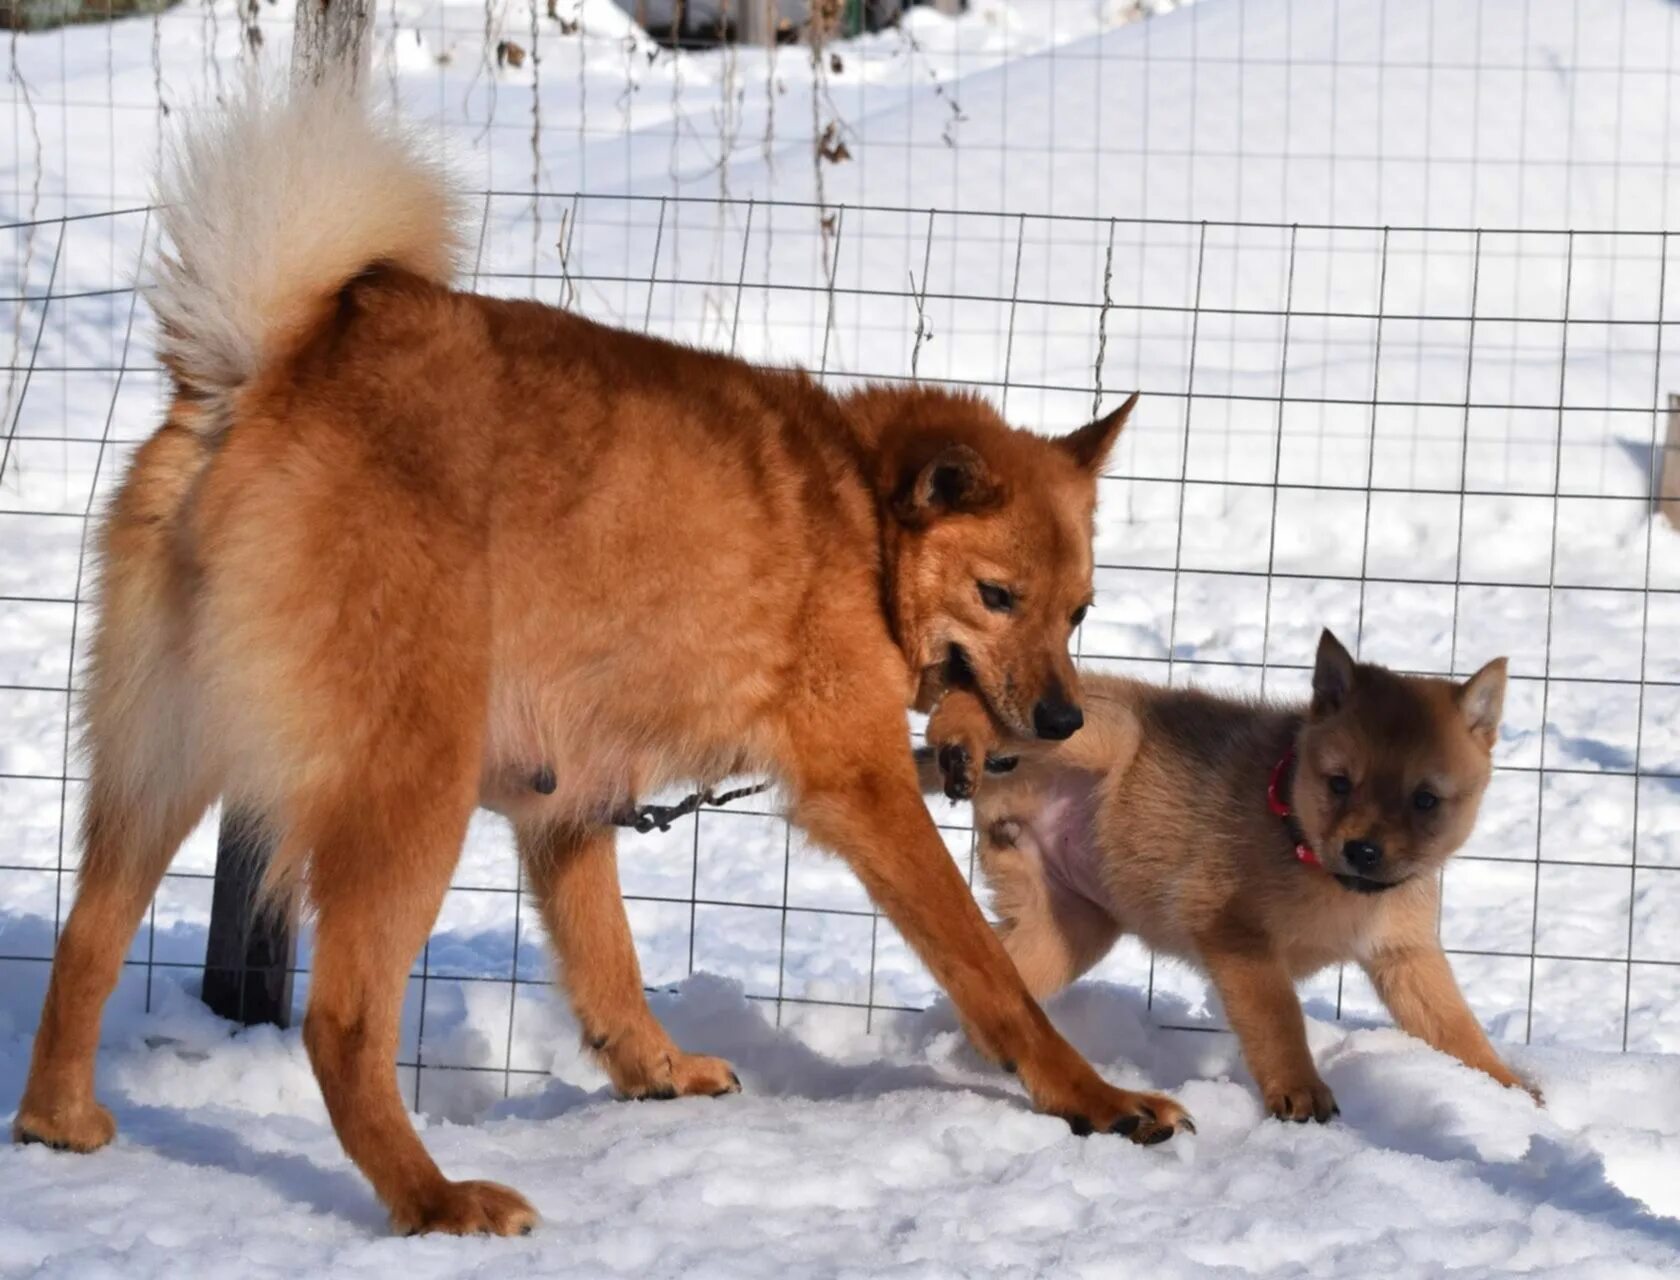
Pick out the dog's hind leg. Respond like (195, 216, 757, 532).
(519, 822, 739, 1100)
(301, 767, 536, 1236)
(14, 421, 217, 1153)
(13, 785, 214, 1153)
(981, 834, 1121, 1002)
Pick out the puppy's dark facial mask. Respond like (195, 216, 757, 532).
(1292, 630, 1506, 891)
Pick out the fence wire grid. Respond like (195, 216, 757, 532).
(5, 190, 1680, 1117)
(6, 0, 1680, 1119)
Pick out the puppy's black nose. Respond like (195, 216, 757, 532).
(1032, 697, 1084, 741)
(1342, 839, 1383, 873)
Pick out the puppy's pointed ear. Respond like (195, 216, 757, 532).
(1059, 391, 1137, 475)
(892, 443, 1003, 527)
(1311, 629, 1356, 717)
(1458, 657, 1508, 752)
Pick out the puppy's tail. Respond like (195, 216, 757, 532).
(151, 74, 466, 433)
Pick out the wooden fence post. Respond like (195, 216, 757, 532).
(201, 810, 297, 1026)
(290, 0, 373, 88)
(1660, 393, 1680, 531)
(736, 0, 779, 47)
(200, 0, 373, 1029)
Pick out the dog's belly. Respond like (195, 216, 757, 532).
(1009, 774, 1111, 915)
(477, 658, 779, 824)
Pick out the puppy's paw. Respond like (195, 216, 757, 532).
(937, 742, 979, 801)
(1263, 1076, 1339, 1124)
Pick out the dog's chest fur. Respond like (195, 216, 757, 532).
(450, 294, 889, 824)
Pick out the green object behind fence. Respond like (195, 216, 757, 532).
(1, 0, 180, 33)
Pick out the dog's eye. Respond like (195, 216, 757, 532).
(1327, 774, 1352, 798)
(1413, 788, 1439, 812)
(977, 581, 1015, 613)
(1070, 603, 1089, 628)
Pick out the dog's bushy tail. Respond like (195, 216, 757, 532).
(151, 75, 466, 432)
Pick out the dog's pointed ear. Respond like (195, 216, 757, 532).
(1311, 629, 1356, 717)
(892, 443, 1002, 526)
(1059, 391, 1137, 475)
(1457, 657, 1508, 752)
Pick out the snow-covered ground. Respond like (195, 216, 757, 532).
(4, 0, 1680, 1273)
(5, 974, 1680, 1277)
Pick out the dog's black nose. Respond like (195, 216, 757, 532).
(1032, 697, 1084, 740)
(1342, 839, 1383, 872)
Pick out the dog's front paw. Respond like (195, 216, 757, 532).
(392, 1179, 537, 1237)
(1263, 1076, 1338, 1124)
(937, 742, 979, 801)
(1043, 1081, 1195, 1146)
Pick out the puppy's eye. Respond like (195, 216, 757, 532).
(1413, 788, 1439, 812)
(978, 581, 1015, 613)
(1070, 603, 1089, 628)
(1327, 774, 1352, 798)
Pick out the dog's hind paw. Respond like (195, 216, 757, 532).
(616, 1050, 742, 1101)
(12, 1098, 116, 1153)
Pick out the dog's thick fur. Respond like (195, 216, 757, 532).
(923, 632, 1535, 1123)
(11, 81, 1188, 1236)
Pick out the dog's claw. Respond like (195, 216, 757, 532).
(937, 743, 977, 801)
(1178, 1117, 1196, 1135)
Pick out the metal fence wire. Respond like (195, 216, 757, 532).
(3, 190, 1679, 1118)
(6, 0, 1680, 1120)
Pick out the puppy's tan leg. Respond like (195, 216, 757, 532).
(1362, 943, 1538, 1101)
(926, 687, 1005, 801)
(793, 733, 1190, 1143)
(982, 831, 1121, 1001)
(519, 823, 738, 1100)
(1201, 940, 1337, 1123)
(15, 419, 213, 1154)
(302, 779, 535, 1237)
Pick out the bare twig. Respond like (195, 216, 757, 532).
(897, 14, 966, 147)
(1093, 219, 1116, 418)
(555, 204, 577, 310)
(3, 27, 41, 435)
(909, 270, 934, 381)
(529, 0, 543, 266)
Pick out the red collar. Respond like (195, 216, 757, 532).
(1267, 747, 1323, 869)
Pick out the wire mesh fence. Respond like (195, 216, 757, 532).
(5, 0, 1680, 1119)
(4, 187, 1678, 1117)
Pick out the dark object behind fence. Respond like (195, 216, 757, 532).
(201, 811, 296, 1027)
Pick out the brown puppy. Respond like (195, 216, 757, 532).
(923, 631, 1536, 1123)
(11, 83, 1189, 1236)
